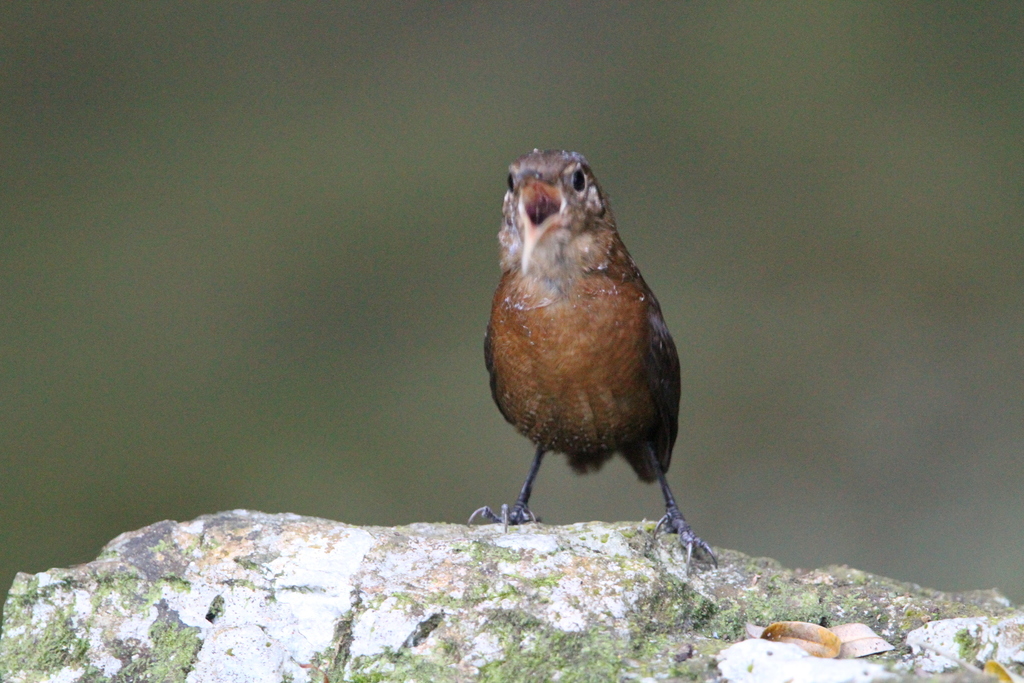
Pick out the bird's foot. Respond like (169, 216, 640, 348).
(654, 509, 717, 569)
(468, 502, 537, 533)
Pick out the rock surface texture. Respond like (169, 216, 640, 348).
(1, 510, 1020, 682)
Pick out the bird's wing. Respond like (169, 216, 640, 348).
(645, 300, 681, 473)
(484, 322, 514, 424)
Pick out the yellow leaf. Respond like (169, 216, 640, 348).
(761, 621, 842, 658)
(985, 660, 1024, 683)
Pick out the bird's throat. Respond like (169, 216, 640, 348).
(518, 180, 565, 276)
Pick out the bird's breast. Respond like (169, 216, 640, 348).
(488, 276, 656, 455)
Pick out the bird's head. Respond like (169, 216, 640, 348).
(499, 149, 616, 286)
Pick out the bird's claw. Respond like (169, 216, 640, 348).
(468, 505, 503, 525)
(654, 512, 717, 569)
(468, 503, 537, 532)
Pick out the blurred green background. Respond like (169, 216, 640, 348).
(3, 2, 1023, 618)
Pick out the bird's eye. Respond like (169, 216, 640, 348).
(507, 173, 514, 192)
(572, 168, 586, 192)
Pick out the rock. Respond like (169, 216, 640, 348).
(906, 614, 1024, 674)
(0, 510, 1019, 682)
(716, 638, 894, 683)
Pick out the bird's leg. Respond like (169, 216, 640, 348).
(647, 445, 717, 568)
(508, 446, 544, 522)
(469, 446, 545, 527)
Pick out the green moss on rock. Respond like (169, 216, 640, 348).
(954, 627, 982, 663)
(0, 603, 89, 682)
(477, 609, 620, 683)
(145, 618, 203, 683)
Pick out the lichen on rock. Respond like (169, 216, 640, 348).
(0, 510, 1019, 682)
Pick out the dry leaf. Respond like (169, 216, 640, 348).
(745, 623, 765, 639)
(985, 660, 1024, 683)
(829, 623, 895, 658)
(761, 621, 842, 658)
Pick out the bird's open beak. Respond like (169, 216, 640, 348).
(518, 178, 565, 274)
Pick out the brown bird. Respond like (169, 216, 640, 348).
(471, 149, 715, 564)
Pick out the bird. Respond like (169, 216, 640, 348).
(470, 149, 715, 565)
